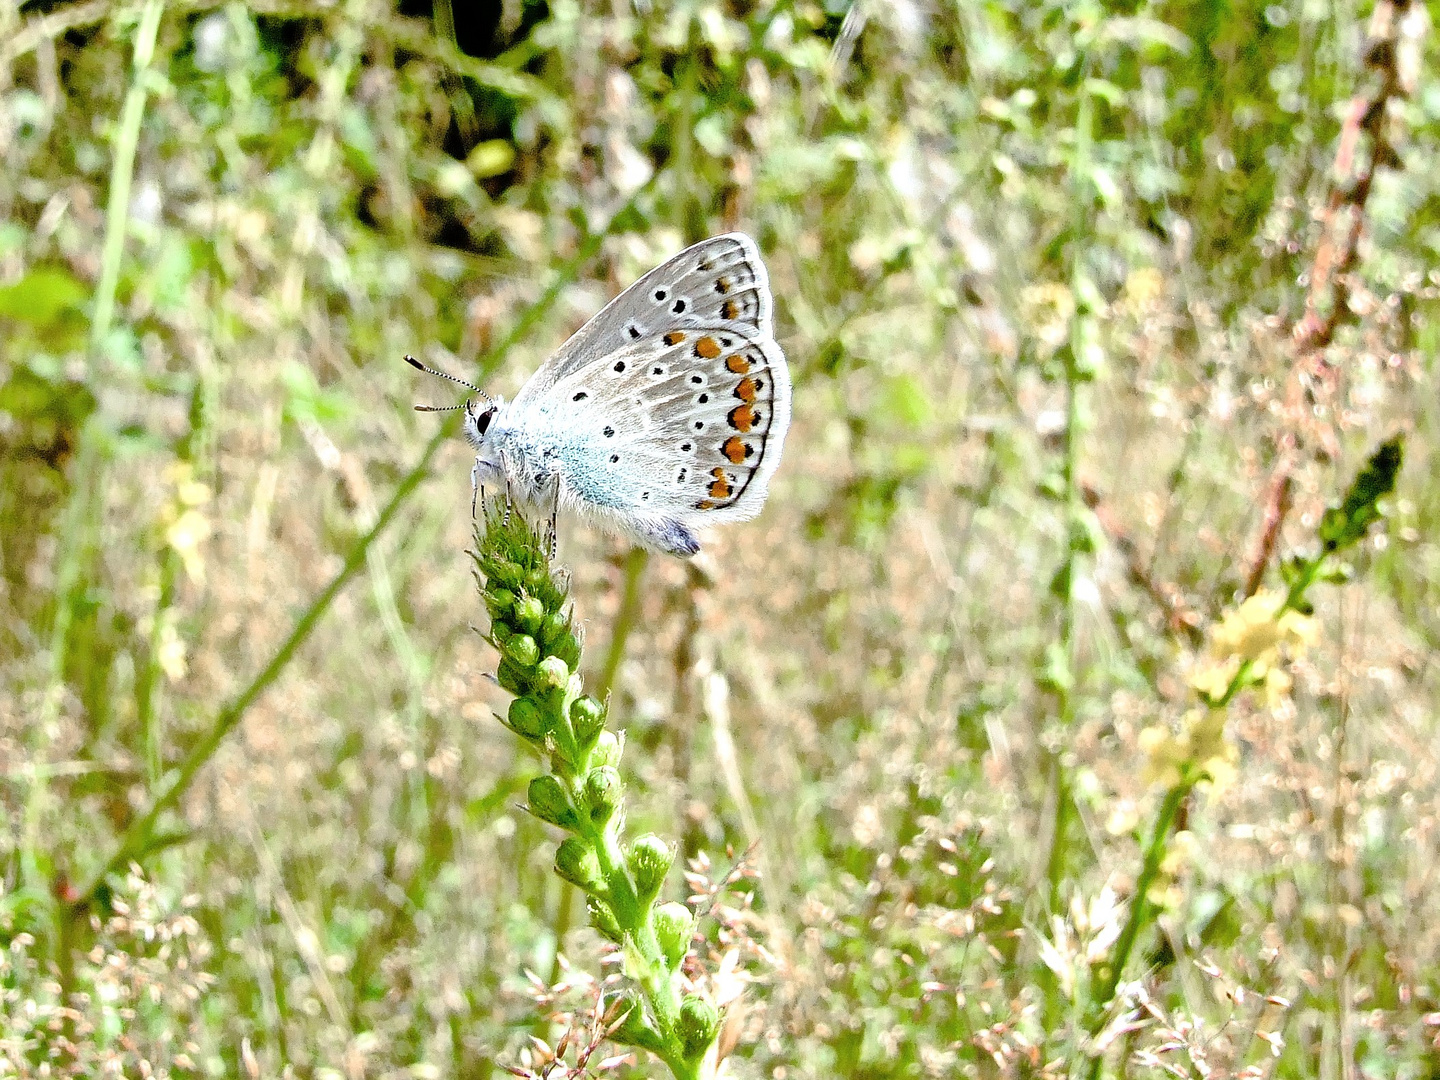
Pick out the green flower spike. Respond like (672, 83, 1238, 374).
(471, 503, 718, 1079)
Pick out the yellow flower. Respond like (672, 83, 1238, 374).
(1208, 589, 1316, 664)
(166, 509, 212, 584)
(1138, 708, 1237, 792)
(1021, 282, 1075, 349)
(178, 479, 212, 507)
(1139, 725, 1185, 788)
(1123, 267, 1164, 310)
(1192, 589, 1316, 705)
(157, 620, 187, 682)
(1188, 657, 1239, 702)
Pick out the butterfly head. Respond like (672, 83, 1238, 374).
(462, 397, 500, 450)
(405, 354, 498, 437)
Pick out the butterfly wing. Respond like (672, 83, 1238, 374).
(512, 323, 790, 551)
(513, 233, 773, 409)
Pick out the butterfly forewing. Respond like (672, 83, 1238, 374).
(513, 233, 773, 406)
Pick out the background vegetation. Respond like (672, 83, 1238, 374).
(1, 0, 1438, 1076)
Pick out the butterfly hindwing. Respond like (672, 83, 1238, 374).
(526, 323, 790, 526)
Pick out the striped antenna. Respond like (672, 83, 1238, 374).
(403, 354, 492, 404)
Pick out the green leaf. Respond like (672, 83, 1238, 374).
(1319, 437, 1403, 553)
(881, 373, 932, 430)
(0, 267, 89, 326)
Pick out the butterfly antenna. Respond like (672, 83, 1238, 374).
(403, 354, 492, 402)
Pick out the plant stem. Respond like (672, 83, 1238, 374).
(89, 0, 164, 359)
(1043, 76, 1095, 905)
(36, 0, 164, 898)
(78, 444, 435, 902)
(548, 542, 648, 980)
(599, 545, 650, 701)
(1084, 778, 1192, 1079)
(1084, 549, 1332, 1073)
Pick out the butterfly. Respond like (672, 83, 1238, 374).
(407, 233, 792, 557)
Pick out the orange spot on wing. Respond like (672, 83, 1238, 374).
(722, 436, 747, 464)
(696, 499, 716, 510)
(708, 468, 733, 499)
(724, 354, 751, 374)
(720, 299, 739, 320)
(734, 377, 757, 403)
(664, 331, 686, 346)
(728, 404, 756, 432)
(694, 336, 720, 359)
(715, 277, 731, 294)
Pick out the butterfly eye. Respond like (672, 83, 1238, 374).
(473, 406, 494, 437)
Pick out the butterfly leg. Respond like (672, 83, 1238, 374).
(470, 457, 482, 519)
(546, 476, 561, 560)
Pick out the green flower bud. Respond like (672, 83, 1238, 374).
(496, 657, 531, 696)
(537, 655, 570, 689)
(487, 558, 526, 591)
(570, 695, 606, 749)
(652, 901, 694, 970)
(489, 621, 514, 647)
(527, 775, 577, 829)
(609, 991, 664, 1053)
(627, 834, 673, 906)
(583, 766, 622, 826)
(507, 697, 549, 739)
(586, 895, 624, 943)
(552, 631, 582, 672)
(554, 837, 604, 892)
(514, 594, 545, 634)
(486, 587, 516, 619)
(539, 609, 571, 649)
(677, 996, 719, 1060)
(524, 566, 553, 597)
(592, 730, 622, 768)
(503, 633, 540, 668)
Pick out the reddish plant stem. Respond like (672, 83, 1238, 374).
(1081, 482, 1204, 646)
(1242, 0, 1421, 596)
